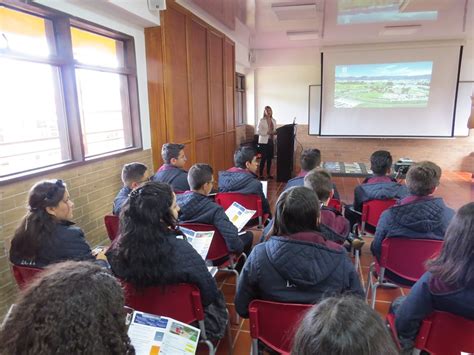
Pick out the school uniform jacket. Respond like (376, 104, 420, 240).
(112, 186, 131, 216)
(234, 231, 364, 318)
(218, 167, 271, 216)
(353, 176, 408, 212)
(176, 191, 244, 254)
(151, 164, 190, 192)
(284, 170, 341, 200)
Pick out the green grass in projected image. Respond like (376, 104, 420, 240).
(334, 61, 433, 108)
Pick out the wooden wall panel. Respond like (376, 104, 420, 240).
(224, 40, 235, 132)
(195, 137, 212, 163)
(163, 7, 191, 142)
(188, 19, 210, 140)
(213, 133, 226, 173)
(225, 131, 236, 168)
(209, 31, 225, 135)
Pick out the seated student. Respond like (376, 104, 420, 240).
(292, 296, 398, 355)
(285, 148, 340, 200)
(9, 179, 101, 268)
(344, 150, 408, 229)
(218, 146, 271, 217)
(177, 164, 253, 257)
(371, 161, 455, 264)
(113, 162, 149, 216)
(151, 143, 190, 192)
(106, 181, 228, 340)
(391, 202, 474, 352)
(234, 186, 364, 319)
(303, 169, 350, 244)
(0, 261, 134, 354)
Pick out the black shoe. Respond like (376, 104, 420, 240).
(259, 176, 265, 180)
(267, 175, 274, 179)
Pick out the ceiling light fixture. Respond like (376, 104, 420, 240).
(287, 30, 319, 40)
(379, 24, 421, 36)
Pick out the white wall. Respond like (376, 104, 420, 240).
(252, 47, 319, 125)
(35, 0, 152, 149)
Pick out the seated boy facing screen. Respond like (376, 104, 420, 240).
(151, 143, 190, 192)
(177, 163, 253, 257)
(285, 148, 340, 200)
(218, 146, 271, 217)
(344, 150, 408, 229)
(113, 162, 149, 216)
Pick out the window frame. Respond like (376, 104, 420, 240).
(0, 1, 142, 185)
(235, 72, 246, 126)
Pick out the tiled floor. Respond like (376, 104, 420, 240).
(197, 171, 473, 354)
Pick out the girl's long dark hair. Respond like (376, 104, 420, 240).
(427, 202, 474, 288)
(10, 180, 66, 261)
(111, 181, 177, 288)
(0, 261, 134, 354)
(272, 186, 321, 237)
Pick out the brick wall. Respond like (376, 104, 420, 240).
(0, 149, 153, 317)
(293, 126, 474, 172)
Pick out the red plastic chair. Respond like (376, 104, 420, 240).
(327, 198, 342, 213)
(104, 215, 119, 242)
(360, 199, 397, 235)
(249, 300, 312, 355)
(414, 311, 474, 355)
(11, 264, 43, 290)
(366, 238, 443, 308)
(122, 282, 232, 355)
(215, 192, 267, 228)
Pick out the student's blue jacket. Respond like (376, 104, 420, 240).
(234, 231, 364, 318)
(218, 167, 271, 216)
(395, 271, 474, 349)
(151, 164, 190, 192)
(284, 170, 341, 200)
(10, 221, 95, 268)
(353, 176, 408, 212)
(177, 191, 244, 254)
(112, 186, 131, 216)
(371, 196, 455, 260)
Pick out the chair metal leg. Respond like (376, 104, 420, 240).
(203, 339, 215, 355)
(226, 318, 233, 355)
(371, 280, 379, 309)
(365, 262, 374, 300)
(354, 249, 360, 272)
(251, 339, 259, 355)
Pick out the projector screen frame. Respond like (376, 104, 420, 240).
(310, 44, 464, 138)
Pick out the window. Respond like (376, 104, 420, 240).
(235, 73, 246, 126)
(0, 3, 141, 180)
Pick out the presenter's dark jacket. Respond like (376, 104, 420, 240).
(151, 164, 190, 192)
(353, 175, 408, 212)
(234, 231, 364, 318)
(112, 186, 131, 216)
(284, 170, 341, 200)
(395, 271, 474, 349)
(371, 195, 455, 261)
(176, 191, 244, 254)
(218, 167, 271, 216)
(10, 221, 95, 268)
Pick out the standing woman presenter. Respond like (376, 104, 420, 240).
(257, 106, 277, 180)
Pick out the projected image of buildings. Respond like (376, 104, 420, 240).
(334, 61, 433, 108)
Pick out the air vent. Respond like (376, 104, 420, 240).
(379, 24, 421, 36)
(272, 2, 318, 21)
(287, 30, 319, 40)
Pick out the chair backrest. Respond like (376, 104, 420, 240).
(215, 192, 262, 220)
(122, 282, 204, 324)
(415, 311, 474, 355)
(179, 223, 229, 262)
(362, 199, 397, 228)
(380, 238, 443, 283)
(11, 264, 43, 289)
(249, 300, 312, 354)
(327, 198, 342, 213)
(104, 215, 119, 241)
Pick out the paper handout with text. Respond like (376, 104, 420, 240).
(179, 227, 214, 260)
(127, 310, 200, 355)
(225, 202, 256, 232)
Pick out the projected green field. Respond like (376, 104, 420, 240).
(334, 62, 433, 108)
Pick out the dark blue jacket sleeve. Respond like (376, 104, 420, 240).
(58, 229, 95, 262)
(395, 272, 434, 349)
(234, 248, 260, 318)
(214, 208, 244, 254)
(370, 209, 390, 260)
(353, 185, 365, 212)
(174, 171, 190, 192)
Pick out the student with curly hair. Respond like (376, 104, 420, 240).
(106, 181, 228, 340)
(292, 296, 398, 355)
(392, 202, 474, 352)
(9, 179, 98, 268)
(0, 261, 134, 354)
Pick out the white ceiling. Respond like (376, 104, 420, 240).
(248, 0, 473, 49)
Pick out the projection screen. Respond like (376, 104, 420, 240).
(320, 43, 462, 137)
